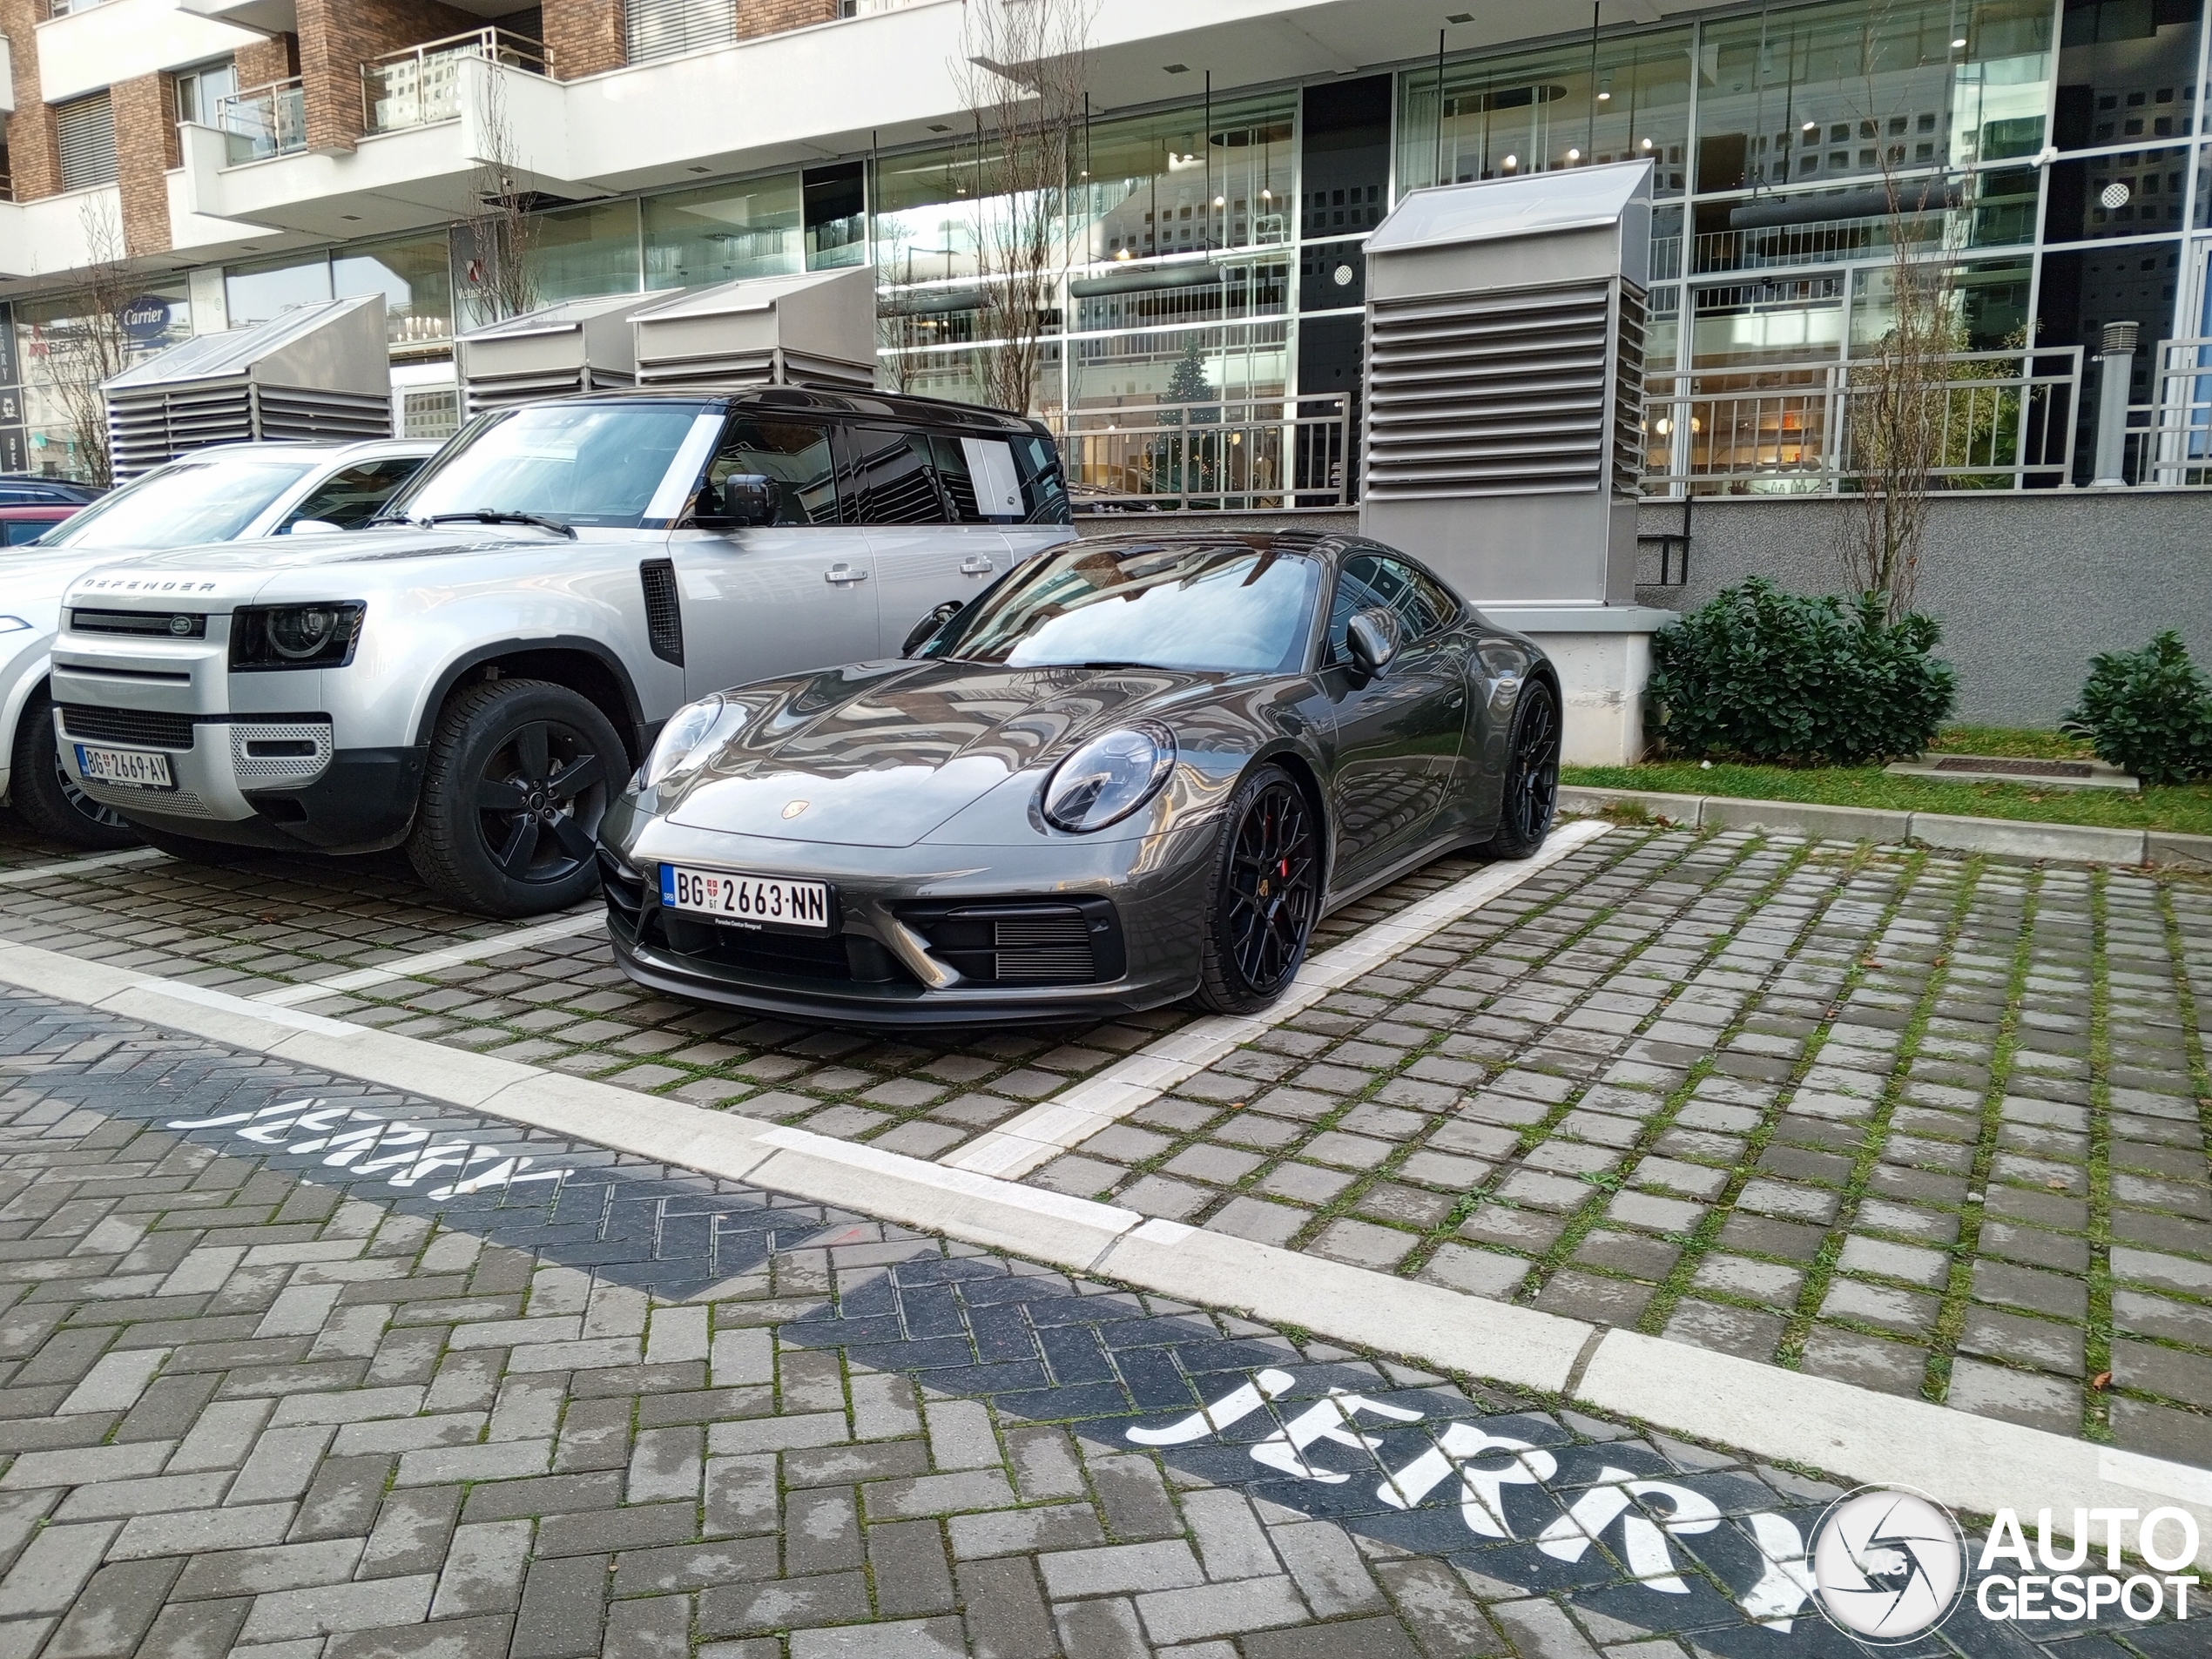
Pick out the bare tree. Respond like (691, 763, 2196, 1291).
(954, 0, 1095, 415)
(462, 68, 541, 323)
(37, 198, 136, 486)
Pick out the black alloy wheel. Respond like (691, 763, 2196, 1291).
(1482, 678, 1561, 860)
(8, 689, 140, 849)
(476, 718, 605, 886)
(408, 678, 625, 916)
(1194, 764, 1320, 1014)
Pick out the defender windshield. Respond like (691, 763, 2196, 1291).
(387, 402, 708, 529)
(37, 459, 314, 549)
(927, 541, 1321, 676)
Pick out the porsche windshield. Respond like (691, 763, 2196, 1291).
(386, 402, 708, 529)
(929, 542, 1321, 675)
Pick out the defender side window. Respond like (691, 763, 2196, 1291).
(841, 428, 950, 525)
(697, 417, 839, 526)
(927, 435, 1026, 523)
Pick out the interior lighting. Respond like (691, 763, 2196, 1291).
(1951, 36, 1967, 48)
(1597, 91, 1611, 101)
(1568, 148, 1581, 162)
(1502, 153, 1518, 170)
(1803, 120, 1817, 132)
(1641, 138, 1654, 150)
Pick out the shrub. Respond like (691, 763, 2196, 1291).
(1647, 577, 1956, 765)
(2063, 632, 2212, 786)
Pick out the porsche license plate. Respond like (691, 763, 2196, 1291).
(659, 864, 833, 933)
(75, 744, 173, 790)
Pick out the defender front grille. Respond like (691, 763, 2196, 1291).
(70, 608, 206, 638)
(60, 705, 197, 750)
(900, 899, 1124, 986)
(640, 559, 684, 666)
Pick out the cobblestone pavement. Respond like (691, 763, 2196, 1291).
(2, 817, 2209, 1473)
(0, 988, 2191, 1659)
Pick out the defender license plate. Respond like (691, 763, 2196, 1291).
(659, 864, 833, 934)
(75, 744, 173, 790)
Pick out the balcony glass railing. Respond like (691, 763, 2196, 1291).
(363, 29, 550, 136)
(217, 78, 307, 165)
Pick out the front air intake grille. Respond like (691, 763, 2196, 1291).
(900, 899, 1124, 987)
(597, 848, 645, 924)
(640, 559, 684, 665)
(71, 608, 206, 638)
(60, 705, 197, 750)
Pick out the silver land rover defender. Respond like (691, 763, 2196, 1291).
(51, 388, 1074, 914)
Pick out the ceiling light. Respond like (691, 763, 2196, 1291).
(1640, 138, 1654, 150)
(1568, 147, 1581, 161)
(1163, 63, 1190, 73)
(1447, 10, 1474, 21)
(1502, 153, 1517, 170)
(1213, 195, 1225, 206)
(1952, 37, 1967, 48)
(1804, 120, 1817, 132)
(927, 123, 951, 132)
(1597, 91, 1611, 100)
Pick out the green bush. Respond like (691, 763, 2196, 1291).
(1647, 578, 1956, 765)
(2063, 632, 2212, 786)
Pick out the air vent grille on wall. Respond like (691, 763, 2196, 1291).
(1365, 279, 1627, 500)
(639, 559, 685, 666)
(1610, 283, 1648, 498)
(462, 364, 637, 415)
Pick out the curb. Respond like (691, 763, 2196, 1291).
(3, 936, 2209, 1561)
(1560, 785, 2212, 869)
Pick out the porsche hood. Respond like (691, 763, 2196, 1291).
(661, 659, 1226, 848)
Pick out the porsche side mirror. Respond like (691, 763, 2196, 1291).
(1345, 608, 1401, 680)
(719, 474, 780, 528)
(902, 599, 963, 658)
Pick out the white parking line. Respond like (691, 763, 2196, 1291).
(0, 846, 168, 887)
(938, 817, 1615, 1181)
(253, 910, 606, 1007)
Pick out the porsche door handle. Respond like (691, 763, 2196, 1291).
(824, 563, 869, 585)
(959, 556, 996, 577)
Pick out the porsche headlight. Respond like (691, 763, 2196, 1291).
(1042, 725, 1176, 833)
(643, 695, 725, 788)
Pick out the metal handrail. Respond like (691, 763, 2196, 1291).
(1048, 395, 1354, 512)
(216, 77, 307, 165)
(1640, 346, 2084, 496)
(363, 28, 550, 136)
(2124, 337, 2212, 487)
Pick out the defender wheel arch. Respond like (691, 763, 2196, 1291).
(416, 639, 650, 765)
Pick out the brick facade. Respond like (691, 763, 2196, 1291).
(111, 73, 173, 255)
(736, 0, 837, 39)
(233, 32, 302, 93)
(541, 0, 624, 78)
(0, 0, 57, 201)
(295, 0, 480, 154)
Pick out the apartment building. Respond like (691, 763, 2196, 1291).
(1, 0, 2209, 493)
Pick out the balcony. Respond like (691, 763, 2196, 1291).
(217, 77, 306, 165)
(365, 29, 549, 137)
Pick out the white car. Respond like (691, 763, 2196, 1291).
(3, 439, 435, 846)
(50, 390, 1075, 913)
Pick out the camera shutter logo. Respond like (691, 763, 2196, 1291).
(1811, 1486, 1968, 1642)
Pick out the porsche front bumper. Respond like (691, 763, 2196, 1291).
(598, 807, 1220, 1028)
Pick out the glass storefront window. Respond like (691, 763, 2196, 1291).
(1397, 28, 1692, 193)
(2054, 0, 2202, 151)
(1692, 273, 1846, 367)
(644, 173, 804, 288)
(226, 255, 333, 326)
(1851, 256, 2034, 350)
(529, 199, 643, 307)
(1080, 96, 1297, 265)
(1696, 0, 2050, 196)
(334, 233, 453, 347)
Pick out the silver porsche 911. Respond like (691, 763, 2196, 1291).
(596, 530, 1561, 1026)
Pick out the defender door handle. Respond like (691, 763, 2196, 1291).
(960, 556, 996, 577)
(824, 563, 869, 585)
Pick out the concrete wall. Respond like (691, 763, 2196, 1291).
(1636, 491, 2212, 727)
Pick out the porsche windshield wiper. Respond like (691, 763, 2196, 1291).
(420, 510, 577, 539)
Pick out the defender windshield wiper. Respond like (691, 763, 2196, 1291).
(421, 510, 577, 539)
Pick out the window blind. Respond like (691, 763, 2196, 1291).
(624, 0, 735, 64)
(56, 91, 118, 192)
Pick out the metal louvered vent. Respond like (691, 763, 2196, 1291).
(990, 914, 1096, 984)
(462, 364, 635, 416)
(1609, 284, 1649, 497)
(1366, 280, 1635, 500)
(625, 0, 735, 64)
(640, 559, 685, 666)
(57, 92, 118, 191)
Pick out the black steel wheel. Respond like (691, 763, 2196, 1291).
(9, 689, 140, 849)
(1193, 763, 1320, 1014)
(1481, 678, 1561, 860)
(408, 678, 624, 916)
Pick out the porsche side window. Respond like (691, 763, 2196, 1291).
(843, 428, 950, 525)
(700, 418, 839, 526)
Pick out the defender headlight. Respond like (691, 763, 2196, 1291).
(1042, 724, 1176, 833)
(644, 695, 726, 788)
(230, 603, 365, 671)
